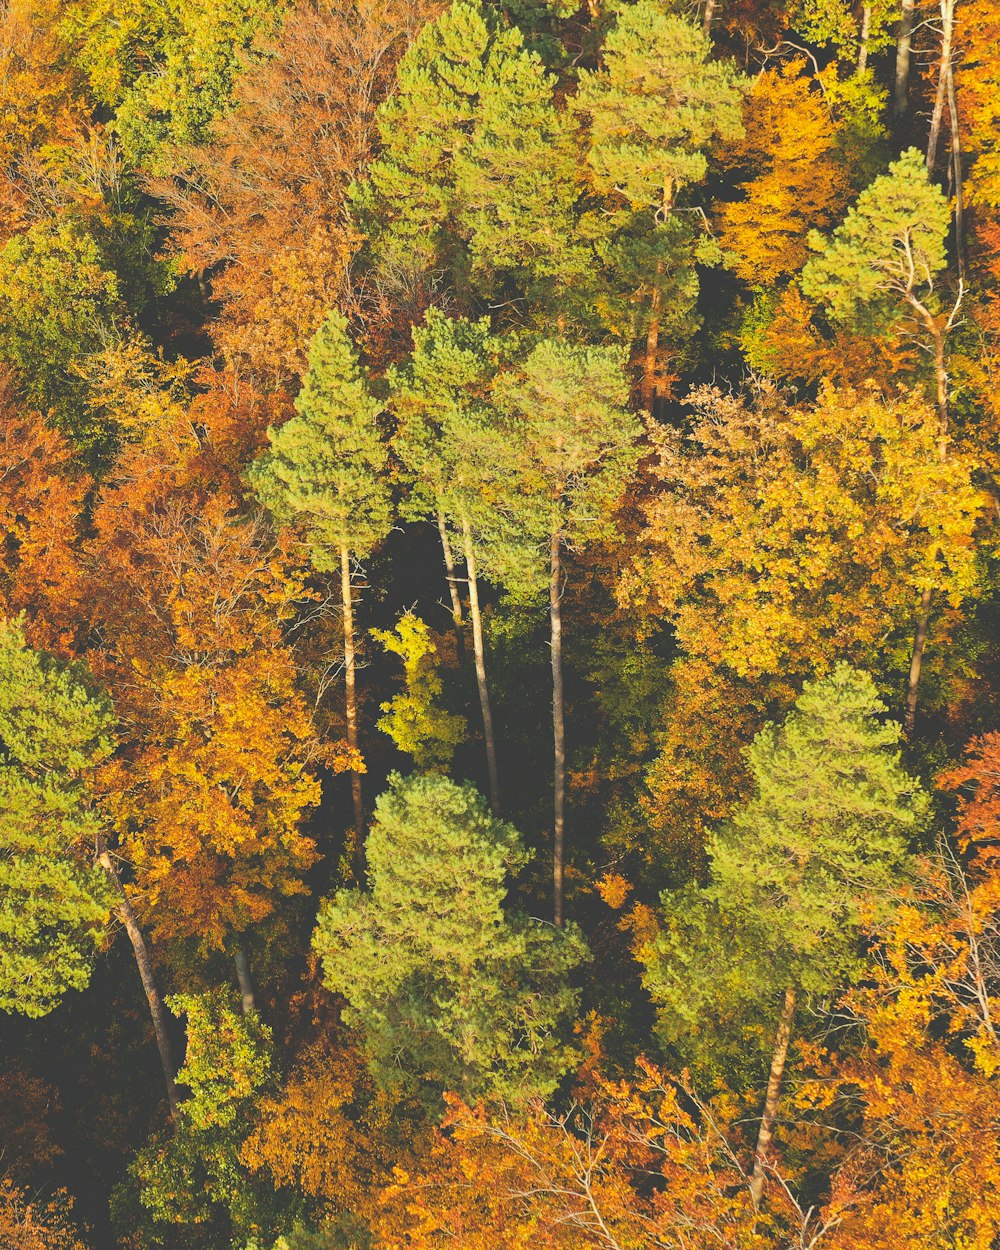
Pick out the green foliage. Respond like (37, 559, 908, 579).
(491, 339, 643, 596)
(389, 309, 507, 520)
(60, 0, 287, 164)
(389, 309, 537, 591)
(0, 219, 122, 432)
(372, 613, 467, 769)
(0, 618, 115, 1018)
(788, 0, 897, 62)
(801, 148, 952, 323)
(642, 665, 928, 1061)
(313, 772, 587, 1105)
(249, 309, 393, 567)
(355, 0, 582, 301)
(572, 1, 746, 211)
(135, 990, 275, 1231)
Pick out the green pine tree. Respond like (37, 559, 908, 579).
(801, 147, 952, 330)
(571, 1, 746, 403)
(313, 772, 587, 1106)
(0, 618, 116, 1018)
(353, 0, 583, 314)
(389, 310, 517, 812)
(641, 664, 927, 1203)
(249, 309, 393, 852)
(492, 341, 642, 925)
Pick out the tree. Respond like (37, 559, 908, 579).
(313, 772, 587, 1105)
(134, 989, 276, 1238)
(59, 0, 286, 165)
(154, 0, 435, 381)
(0, 218, 124, 447)
(0, 394, 90, 655)
(623, 382, 985, 702)
(92, 492, 321, 955)
(801, 148, 955, 424)
(0, 618, 114, 1019)
(372, 612, 467, 770)
(787, 0, 898, 72)
(716, 59, 851, 287)
(641, 665, 927, 1205)
(249, 309, 392, 855)
(802, 149, 960, 733)
(491, 342, 641, 925)
(354, 0, 582, 317)
(571, 2, 745, 404)
(0, 1179, 91, 1250)
(389, 311, 511, 811)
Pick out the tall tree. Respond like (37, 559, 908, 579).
(571, 1, 745, 404)
(354, 0, 582, 319)
(641, 665, 927, 1205)
(389, 311, 510, 811)
(0, 618, 113, 1020)
(493, 341, 641, 925)
(802, 149, 960, 732)
(623, 382, 985, 695)
(59, 0, 286, 165)
(154, 0, 436, 381)
(249, 309, 392, 856)
(314, 772, 587, 1105)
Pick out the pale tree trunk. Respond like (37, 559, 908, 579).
(905, 586, 933, 738)
(340, 545, 365, 872)
(643, 181, 674, 412)
(858, 3, 872, 73)
(460, 515, 500, 815)
(550, 527, 566, 928)
(642, 277, 662, 412)
(927, 0, 956, 172)
(437, 508, 465, 659)
(894, 0, 917, 116)
(97, 847, 179, 1120)
(234, 944, 256, 1015)
(903, 306, 951, 737)
(749, 987, 796, 1206)
(946, 51, 965, 282)
(702, 0, 717, 34)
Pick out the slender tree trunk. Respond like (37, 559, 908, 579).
(903, 310, 951, 737)
(927, 0, 955, 172)
(643, 181, 674, 413)
(946, 52, 965, 282)
(234, 944, 256, 1015)
(749, 986, 796, 1206)
(905, 585, 933, 738)
(97, 847, 179, 1120)
(340, 545, 364, 872)
(702, 0, 717, 34)
(642, 275, 662, 412)
(460, 515, 500, 815)
(550, 527, 566, 928)
(894, 0, 916, 116)
(858, 3, 872, 73)
(437, 509, 465, 660)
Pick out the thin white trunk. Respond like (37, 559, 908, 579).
(460, 515, 500, 814)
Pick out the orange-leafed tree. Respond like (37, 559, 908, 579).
(154, 0, 439, 381)
(796, 734, 1000, 1247)
(89, 454, 321, 966)
(0, 380, 89, 655)
(376, 1051, 856, 1249)
(717, 58, 850, 287)
(0, 1181, 90, 1250)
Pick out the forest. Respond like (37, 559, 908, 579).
(0, 0, 998, 1245)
